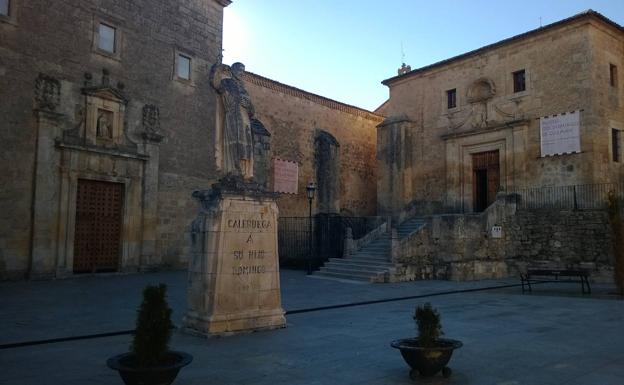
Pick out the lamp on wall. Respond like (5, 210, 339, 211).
(306, 181, 316, 275)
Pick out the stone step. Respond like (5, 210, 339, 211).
(324, 261, 393, 271)
(351, 252, 390, 259)
(319, 265, 387, 276)
(312, 271, 373, 282)
(328, 258, 393, 267)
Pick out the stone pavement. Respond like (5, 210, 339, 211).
(1, 270, 623, 385)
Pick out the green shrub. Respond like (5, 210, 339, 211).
(607, 191, 624, 296)
(413, 302, 443, 347)
(131, 284, 173, 367)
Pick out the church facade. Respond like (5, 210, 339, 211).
(0, 0, 380, 279)
(378, 11, 624, 218)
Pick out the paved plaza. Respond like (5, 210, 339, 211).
(1, 270, 623, 385)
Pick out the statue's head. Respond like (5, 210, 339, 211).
(231, 62, 245, 79)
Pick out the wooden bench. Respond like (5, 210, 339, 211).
(520, 267, 591, 294)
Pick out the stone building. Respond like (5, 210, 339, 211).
(0, 0, 381, 280)
(373, 10, 623, 282)
(378, 10, 624, 218)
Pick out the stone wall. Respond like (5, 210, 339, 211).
(378, 13, 624, 218)
(391, 196, 614, 282)
(242, 72, 382, 217)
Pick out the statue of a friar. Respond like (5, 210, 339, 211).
(210, 62, 255, 179)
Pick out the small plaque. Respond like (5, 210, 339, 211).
(272, 158, 298, 194)
(491, 225, 502, 238)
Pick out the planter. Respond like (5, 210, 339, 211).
(107, 350, 193, 385)
(391, 338, 462, 379)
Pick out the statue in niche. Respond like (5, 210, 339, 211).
(210, 62, 255, 179)
(96, 109, 113, 138)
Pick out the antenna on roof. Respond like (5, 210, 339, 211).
(401, 41, 406, 64)
(539, 16, 542, 27)
(397, 41, 411, 76)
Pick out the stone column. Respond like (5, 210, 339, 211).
(30, 73, 64, 279)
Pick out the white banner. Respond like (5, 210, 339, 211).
(540, 110, 581, 156)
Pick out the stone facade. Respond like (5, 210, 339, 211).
(0, 0, 229, 279)
(242, 72, 382, 217)
(378, 11, 624, 218)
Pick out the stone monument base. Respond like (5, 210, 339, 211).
(183, 175, 286, 336)
(183, 308, 286, 336)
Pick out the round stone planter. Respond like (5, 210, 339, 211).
(107, 350, 193, 385)
(390, 338, 462, 379)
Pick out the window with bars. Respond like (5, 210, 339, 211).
(613, 129, 621, 162)
(446, 88, 457, 109)
(513, 69, 526, 93)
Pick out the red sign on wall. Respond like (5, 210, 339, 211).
(272, 158, 298, 194)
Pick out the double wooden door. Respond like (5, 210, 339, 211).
(73, 179, 124, 273)
(472, 151, 500, 212)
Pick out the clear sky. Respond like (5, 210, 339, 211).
(223, 1, 624, 112)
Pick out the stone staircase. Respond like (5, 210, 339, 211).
(313, 217, 426, 282)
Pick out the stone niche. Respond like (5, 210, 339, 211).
(183, 177, 286, 335)
(315, 130, 340, 214)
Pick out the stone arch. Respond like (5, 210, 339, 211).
(314, 130, 340, 214)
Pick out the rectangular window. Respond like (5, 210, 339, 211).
(610, 64, 618, 87)
(177, 54, 191, 80)
(0, 0, 9, 16)
(446, 89, 457, 109)
(98, 23, 116, 53)
(513, 70, 526, 93)
(613, 129, 621, 162)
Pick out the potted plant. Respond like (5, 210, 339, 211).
(391, 302, 462, 379)
(107, 284, 192, 385)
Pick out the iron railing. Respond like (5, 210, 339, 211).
(511, 182, 624, 210)
(277, 215, 386, 268)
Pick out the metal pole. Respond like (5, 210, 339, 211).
(307, 197, 312, 275)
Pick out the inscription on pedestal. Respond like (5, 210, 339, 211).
(184, 189, 286, 336)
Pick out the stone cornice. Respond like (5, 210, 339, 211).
(242, 72, 384, 123)
(213, 0, 232, 7)
(440, 119, 530, 140)
(383, 10, 624, 86)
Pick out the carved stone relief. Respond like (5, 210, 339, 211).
(34, 74, 61, 112)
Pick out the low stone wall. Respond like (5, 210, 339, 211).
(389, 195, 614, 282)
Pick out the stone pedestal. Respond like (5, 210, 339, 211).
(183, 176, 286, 335)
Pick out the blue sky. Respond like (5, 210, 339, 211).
(223, 1, 624, 111)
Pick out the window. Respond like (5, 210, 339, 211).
(446, 89, 457, 109)
(613, 129, 621, 162)
(98, 23, 116, 53)
(177, 54, 191, 80)
(513, 70, 526, 93)
(610, 64, 618, 87)
(0, 0, 9, 16)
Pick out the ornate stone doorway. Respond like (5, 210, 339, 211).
(472, 150, 499, 212)
(73, 179, 124, 273)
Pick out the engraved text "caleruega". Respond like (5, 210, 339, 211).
(227, 219, 272, 229)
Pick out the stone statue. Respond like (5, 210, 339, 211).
(211, 62, 255, 179)
(96, 110, 113, 138)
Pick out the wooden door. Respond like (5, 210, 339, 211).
(73, 179, 124, 273)
(472, 151, 500, 212)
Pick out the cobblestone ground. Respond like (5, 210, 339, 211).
(1, 270, 623, 385)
